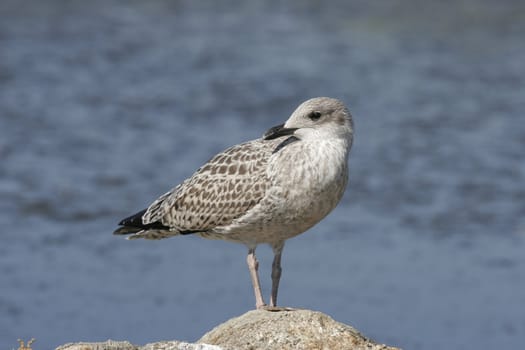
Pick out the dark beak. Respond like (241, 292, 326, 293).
(263, 123, 298, 140)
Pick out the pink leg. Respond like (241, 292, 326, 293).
(247, 248, 266, 309)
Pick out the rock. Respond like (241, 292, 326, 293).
(55, 309, 399, 350)
(56, 340, 137, 350)
(140, 341, 222, 350)
(56, 340, 222, 350)
(199, 309, 398, 350)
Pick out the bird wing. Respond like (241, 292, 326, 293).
(142, 139, 275, 232)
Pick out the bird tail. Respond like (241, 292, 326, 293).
(113, 225, 143, 236)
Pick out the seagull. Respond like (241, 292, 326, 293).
(114, 97, 354, 310)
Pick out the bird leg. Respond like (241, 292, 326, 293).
(246, 248, 266, 309)
(270, 242, 284, 307)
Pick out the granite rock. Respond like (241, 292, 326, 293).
(55, 309, 399, 350)
(199, 309, 398, 350)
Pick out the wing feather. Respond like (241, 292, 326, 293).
(142, 139, 275, 232)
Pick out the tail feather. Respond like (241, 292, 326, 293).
(113, 226, 143, 235)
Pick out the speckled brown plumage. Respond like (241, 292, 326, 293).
(142, 139, 277, 235)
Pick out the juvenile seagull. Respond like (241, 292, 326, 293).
(114, 97, 354, 310)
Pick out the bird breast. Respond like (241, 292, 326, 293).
(214, 137, 349, 244)
(270, 137, 348, 214)
(248, 138, 348, 240)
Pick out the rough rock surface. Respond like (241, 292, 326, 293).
(199, 309, 397, 350)
(56, 340, 222, 350)
(55, 309, 399, 350)
(56, 341, 137, 350)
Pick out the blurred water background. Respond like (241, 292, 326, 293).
(1, 1, 525, 349)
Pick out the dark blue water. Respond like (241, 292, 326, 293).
(1, 1, 524, 349)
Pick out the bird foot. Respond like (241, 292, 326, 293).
(257, 305, 296, 312)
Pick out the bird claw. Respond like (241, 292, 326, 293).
(258, 305, 297, 312)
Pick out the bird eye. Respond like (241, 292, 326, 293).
(308, 111, 322, 121)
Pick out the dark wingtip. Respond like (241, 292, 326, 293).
(114, 209, 147, 235)
(118, 209, 147, 227)
(114, 208, 172, 235)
